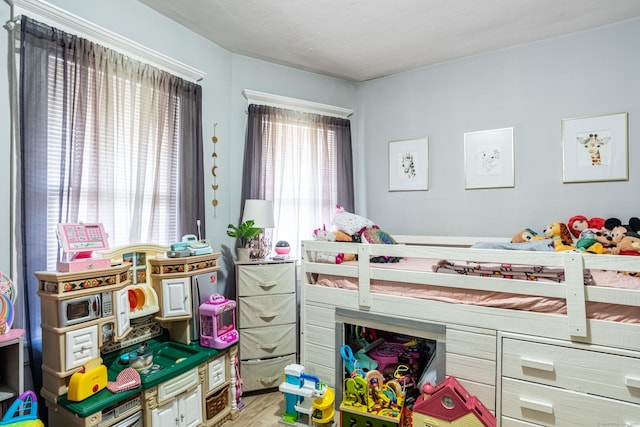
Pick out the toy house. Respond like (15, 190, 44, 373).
(412, 376, 495, 427)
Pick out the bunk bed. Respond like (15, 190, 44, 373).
(299, 236, 640, 426)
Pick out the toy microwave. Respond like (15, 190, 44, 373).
(199, 294, 238, 350)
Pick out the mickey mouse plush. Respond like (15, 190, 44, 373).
(603, 217, 640, 246)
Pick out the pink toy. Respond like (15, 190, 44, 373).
(199, 294, 238, 349)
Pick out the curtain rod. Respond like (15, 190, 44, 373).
(242, 89, 353, 119)
(8, 0, 205, 83)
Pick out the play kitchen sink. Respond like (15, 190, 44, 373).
(105, 339, 210, 388)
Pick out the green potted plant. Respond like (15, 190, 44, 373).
(227, 220, 261, 261)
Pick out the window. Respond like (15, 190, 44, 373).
(242, 103, 354, 257)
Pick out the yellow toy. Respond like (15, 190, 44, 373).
(543, 222, 576, 251)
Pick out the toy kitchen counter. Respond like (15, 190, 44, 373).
(50, 337, 236, 427)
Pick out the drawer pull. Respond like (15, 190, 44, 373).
(519, 397, 554, 414)
(625, 375, 640, 389)
(258, 312, 278, 319)
(257, 343, 278, 350)
(257, 281, 277, 289)
(520, 357, 555, 372)
(260, 375, 280, 385)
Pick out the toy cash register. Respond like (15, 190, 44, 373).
(199, 294, 238, 350)
(56, 223, 111, 272)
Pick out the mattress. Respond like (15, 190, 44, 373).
(314, 257, 640, 324)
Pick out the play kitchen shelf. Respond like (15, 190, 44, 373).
(37, 245, 237, 426)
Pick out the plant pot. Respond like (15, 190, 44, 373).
(236, 247, 250, 262)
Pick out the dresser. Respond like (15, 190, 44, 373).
(235, 259, 297, 392)
(500, 333, 640, 426)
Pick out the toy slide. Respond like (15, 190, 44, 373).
(312, 386, 335, 424)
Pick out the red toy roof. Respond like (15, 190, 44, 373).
(412, 376, 495, 427)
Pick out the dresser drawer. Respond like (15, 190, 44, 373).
(503, 337, 640, 404)
(238, 293, 296, 328)
(502, 378, 640, 426)
(237, 263, 294, 296)
(240, 323, 296, 359)
(240, 354, 296, 392)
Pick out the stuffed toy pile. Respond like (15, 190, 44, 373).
(311, 206, 399, 263)
(511, 215, 640, 256)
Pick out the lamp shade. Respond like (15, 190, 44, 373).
(242, 199, 275, 228)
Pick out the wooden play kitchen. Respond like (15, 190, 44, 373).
(36, 245, 239, 426)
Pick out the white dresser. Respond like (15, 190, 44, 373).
(235, 259, 297, 392)
(500, 333, 640, 426)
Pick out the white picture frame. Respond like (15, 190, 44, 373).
(388, 138, 429, 191)
(562, 112, 628, 183)
(464, 127, 514, 189)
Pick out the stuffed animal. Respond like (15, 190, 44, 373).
(568, 215, 608, 254)
(543, 222, 576, 251)
(511, 228, 543, 243)
(333, 229, 357, 261)
(312, 226, 344, 264)
(332, 205, 376, 235)
(610, 231, 640, 256)
(567, 215, 605, 238)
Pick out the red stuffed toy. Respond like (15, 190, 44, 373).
(568, 215, 605, 238)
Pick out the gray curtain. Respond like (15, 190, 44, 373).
(241, 104, 354, 213)
(18, 16, 204, 414)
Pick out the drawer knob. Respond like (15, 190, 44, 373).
(625, 375, 640, 389)
(519, 397, 554, 414)
(520, 357, 554, 372)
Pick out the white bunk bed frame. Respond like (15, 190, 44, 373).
(299, 235, 640, 424)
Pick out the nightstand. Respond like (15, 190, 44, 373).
(235, 258, 296, 392)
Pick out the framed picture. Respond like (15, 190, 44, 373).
(562, 112, 628, 183)
(388, 138, 429, 191)
(464, 127, 514, 189)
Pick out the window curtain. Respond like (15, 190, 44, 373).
(241, 104, 354, 255)
(17, 16, 204, 411)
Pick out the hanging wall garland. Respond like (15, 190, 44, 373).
(211, 123, 219, 218)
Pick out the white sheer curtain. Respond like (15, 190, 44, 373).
(241, 105, 354, 257)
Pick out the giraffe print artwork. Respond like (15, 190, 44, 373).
(577, 131, 611, 166)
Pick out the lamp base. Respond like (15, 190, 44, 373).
(248, 230, 272, 260)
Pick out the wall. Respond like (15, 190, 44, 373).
(356, 18, 640, 237)
(2, 2, 640, 285)
(0, 0, 356, 296)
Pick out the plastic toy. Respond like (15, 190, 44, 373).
(279, 364, 335, 426)
(0, 390, 44, 426)
(199, 294, 238, 349)
(412, 376, 496, 427)
(340, 367, 405, 422)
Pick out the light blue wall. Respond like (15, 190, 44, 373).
(0, 0, 356, 294)
(2, 1, 639, 283)
(357, 18, 640, 237)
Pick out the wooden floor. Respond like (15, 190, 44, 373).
(223, 390, 286, 426)
(223, 389, 337, 426)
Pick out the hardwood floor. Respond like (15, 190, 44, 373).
(223, 389, 338, 426)
(224, 390, 286, 426)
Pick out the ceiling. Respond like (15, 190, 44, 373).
(138, 0, 640, 82)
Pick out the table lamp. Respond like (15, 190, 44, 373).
(242, 199, 275, 259)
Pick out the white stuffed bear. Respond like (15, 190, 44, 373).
(313, 226, 344, 264)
